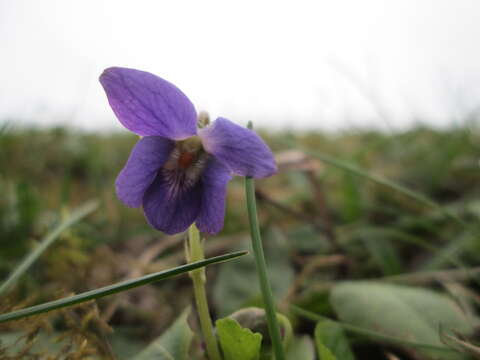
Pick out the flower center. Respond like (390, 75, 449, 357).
(178, 151, 195, 169)
(162, 136, 209, 196)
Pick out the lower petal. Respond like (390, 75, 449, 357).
(196, 158, 232, 234)
(198, 117, 277, 178)
(143, 172, 202, 235)
(116, 136, 174, 208)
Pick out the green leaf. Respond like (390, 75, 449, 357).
(317, 343, 337, 360)
(0, 200, 99, 295)
(286, 336, 315, 360)
(228, 307, 293, 357)
(216, 318, 263, 360)
(0, 250, 247, 323)
(291, 305, 458, 352)
(331, 281, 474, 359)
(134, 308, 193, 360)
(314, 320, 354, 360)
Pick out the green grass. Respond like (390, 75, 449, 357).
(1, 123, 479, 359)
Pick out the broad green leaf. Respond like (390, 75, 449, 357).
(214, 227, 294, 316)
(331, 281, 474, 359)
(291, 305, 459, 353)
(134, 308, 193, 360)
(216, 318, 262, 360)
(286, 336, 315, 360)
(315, 320, 354, 360)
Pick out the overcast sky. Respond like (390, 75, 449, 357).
(1, 0, 480, 131)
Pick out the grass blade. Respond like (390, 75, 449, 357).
(283, 140, 480, 285)
(0, 200, 99, 295)
(281, 139, 466, 227)
(0, 250, 247, 323)
(245, 121, 285, 360)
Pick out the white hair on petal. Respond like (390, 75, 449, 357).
(161, 147, 210, 199)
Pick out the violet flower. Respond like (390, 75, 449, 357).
(100, 67, 276, 235)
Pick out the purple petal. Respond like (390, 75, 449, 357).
(116, 136, 174, 208)
(143, 173, 202, 235)
(196, 158, 232, 234)
(100, 67, 197, 139)
(198, 117, 277, 178)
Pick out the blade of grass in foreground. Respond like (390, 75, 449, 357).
(0, 200, 99, 296)
(0, 250, 247, 324)
(290, 305, 458, 353)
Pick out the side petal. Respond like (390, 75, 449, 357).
(116, 136, 174, 208)
(100, 67, 197, 139)
(196, 158, 232, 234)
(143, 174, 202, 235)
(198, 117, 277, 178)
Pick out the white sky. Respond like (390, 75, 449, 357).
(1, 0, 480, 131)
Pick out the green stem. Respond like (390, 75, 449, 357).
(245, 176, 286, 360)
(187, 225, 222, 360)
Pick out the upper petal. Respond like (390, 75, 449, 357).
(143, 172, 202, 235)
(100, 67, 197, 139)
(198, 117, 277, 178)
(196, 158, 232, 235)
(116, 136, 174, 208)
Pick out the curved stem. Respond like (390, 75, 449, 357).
(187, 225, 222, 360)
